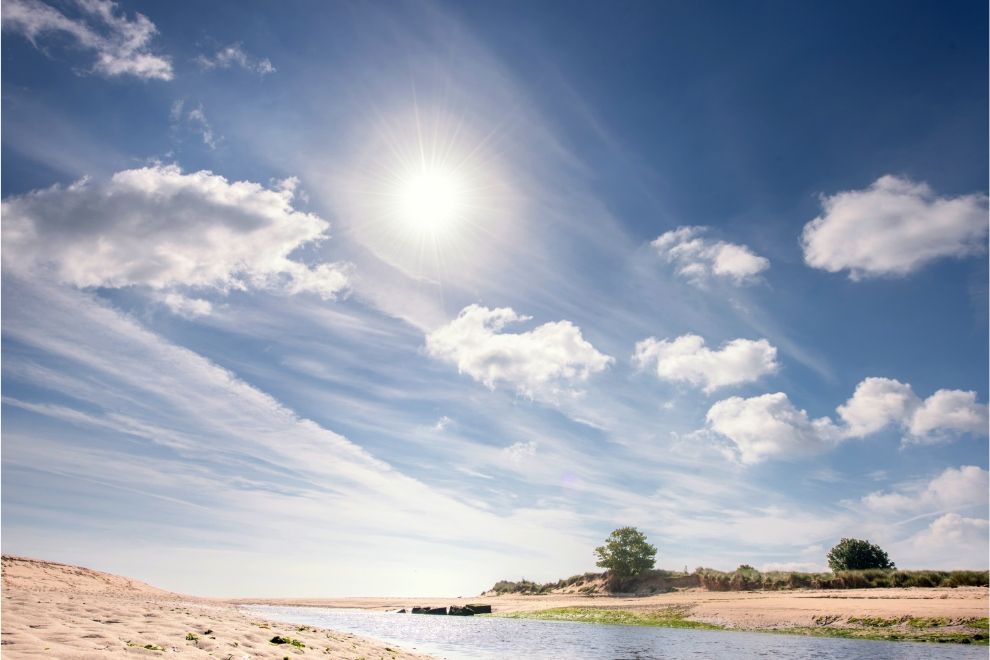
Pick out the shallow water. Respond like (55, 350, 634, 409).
(244, 604, 986, 659)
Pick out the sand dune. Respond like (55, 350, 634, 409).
(1, 556, 430, 659)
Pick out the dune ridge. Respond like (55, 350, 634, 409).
(1, 555, 430, 659)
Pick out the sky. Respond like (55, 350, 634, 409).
(1, 0, 988, 597)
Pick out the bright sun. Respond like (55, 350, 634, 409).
(395, 167, 465, 236)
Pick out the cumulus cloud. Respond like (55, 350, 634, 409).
(1, 164, 351, 302)
(652, 226, 769, 285)
(909, 389, 989, 439)
(633, 334, 778, 393)
(837, 377, 988, 443)
(835, 377, 919, 437)
(195, 43, 275, 76)
(705, 393, 839, 464)
(2, 0, 173, 80)
(901, 514, 990, 569)
(860, 465, 988, 515)
(425, 305, 613, 398)
(705, 378, 988, 464)
(802, 175, 988, 279)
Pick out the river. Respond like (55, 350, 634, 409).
(243, 605, 986, 659)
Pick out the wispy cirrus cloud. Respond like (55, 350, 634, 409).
(1, 279, 600, 595)
(1, 0, 173, 80)
(170, 100, 221, 150)
(195, 43, 275, 76)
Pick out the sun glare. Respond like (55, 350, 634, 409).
(347, 107, 517, 281)
(395, 167, 465, 236)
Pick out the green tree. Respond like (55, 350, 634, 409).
(827, 538, 895, 571)
(594, 527, 657, 580)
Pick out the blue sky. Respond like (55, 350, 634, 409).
(1, 0, 987, 597)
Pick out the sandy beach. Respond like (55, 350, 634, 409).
(1, 557, 430, 659)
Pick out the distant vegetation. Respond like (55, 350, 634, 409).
(694, 566, 987, 591)
(488, 572, 603, 595)
(488, 530, 988, 595)
(488, 567, 989, 595)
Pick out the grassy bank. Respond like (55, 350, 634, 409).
(494, 608, 989, 645)
(496, 606, 721, 630)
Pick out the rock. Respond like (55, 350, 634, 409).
(447, 606, 472, 616)
(465, 604, 492, 614)
(412, 606, 447, 615)
(395, 608, 406, 614)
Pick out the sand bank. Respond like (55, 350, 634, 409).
(1, 556, 430, 659)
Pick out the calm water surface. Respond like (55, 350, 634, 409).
(244, 605, 986, 659)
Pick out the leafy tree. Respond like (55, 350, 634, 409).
(827, 538, 895, 571)
(594, 527, 657, 580)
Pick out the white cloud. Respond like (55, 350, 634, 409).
(705, 393, 839, 464)
(1, 164, 351, 300)
(2, 0, 173, 80)
(161, 293, 212, 318)
(195, 43, 275, 76)
(909, 389, 989, 439)
(836, 377, 919, 437)
(837, 377, 988, 443)
(433, 416, 453, 432)
(860, 465, 989, 515)
(801, 175, 988, 279)
(633, 334, 778, 393)
(896, 514, 989, 569)
(652, 226, 769, 285)
(706, 378, 988, 465)
(425, 304, 613, 398)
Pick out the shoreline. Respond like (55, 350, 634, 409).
(239, 586, 989, 645)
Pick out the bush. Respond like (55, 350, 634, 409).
(827, 538, 895, 571)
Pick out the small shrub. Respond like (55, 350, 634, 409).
(270, 636, 305, 648)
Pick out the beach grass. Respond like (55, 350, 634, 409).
(497, 608, 989, 645)
(495, 606, 723, 630)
